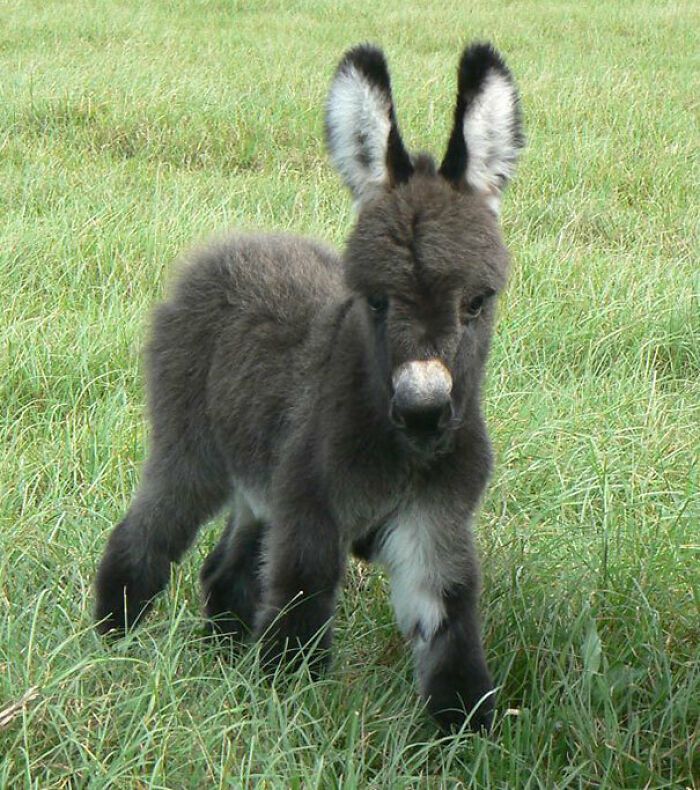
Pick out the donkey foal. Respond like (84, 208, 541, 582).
(95, 42, 524, 732)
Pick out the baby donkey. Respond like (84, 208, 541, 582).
(95, 42, 524, 732)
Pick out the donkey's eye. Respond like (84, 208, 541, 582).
(367, 294, 389, 315)
(463, 295, 484, 320)
(461, 290, 494, 322)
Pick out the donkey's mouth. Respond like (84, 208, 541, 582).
(391, 408, 458, 457)
(399, 428, 456, 458)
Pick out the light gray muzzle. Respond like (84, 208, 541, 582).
(390, 359, 454, 435)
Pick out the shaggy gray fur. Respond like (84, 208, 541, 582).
(95, 41, 524, 732)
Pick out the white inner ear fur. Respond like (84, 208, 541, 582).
(326, 65, 391, 203)
(462, 71, 520, 213)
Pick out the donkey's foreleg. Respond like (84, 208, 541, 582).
(417, 584, 494, 732)
(255, 511, 344, 677)
(379, 509, 494, 732)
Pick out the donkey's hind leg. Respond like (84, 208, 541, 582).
(95, 448, 230, 636)
(201, 492, 266, 640)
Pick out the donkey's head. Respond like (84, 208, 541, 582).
(326, 43, 524, 454)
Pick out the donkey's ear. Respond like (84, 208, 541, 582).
(439, 43, 524, 213)
(326, 44, 413, 205)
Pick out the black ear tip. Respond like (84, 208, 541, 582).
(457, 41, 513, 92)
(336, 43, 392, 94)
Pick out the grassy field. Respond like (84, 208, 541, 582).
(1, 0, 698, 786)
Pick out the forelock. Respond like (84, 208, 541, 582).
(344, 173, 508, 295)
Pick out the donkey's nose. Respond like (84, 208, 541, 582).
(390, 360, 453, 434)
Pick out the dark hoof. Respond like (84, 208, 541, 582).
(203, 611, 253, 645)
(429, 694, 495, 734)
(94, 535, 165, 637)
(425, 671, 495, 733)
(256, 609, 332, 680)
(201, 563, 261, 644)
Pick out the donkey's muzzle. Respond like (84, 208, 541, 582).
(390, 360, 454, 438)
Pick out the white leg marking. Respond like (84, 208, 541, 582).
(377, 506, 449, 643)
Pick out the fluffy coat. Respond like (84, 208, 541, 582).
(95, 41, 524, 732)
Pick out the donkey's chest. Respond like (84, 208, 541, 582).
(331, 466, 408, 541)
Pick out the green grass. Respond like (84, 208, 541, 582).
(1, 0, 698, 786)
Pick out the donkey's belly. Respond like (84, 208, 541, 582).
(232, 483, 273, 527)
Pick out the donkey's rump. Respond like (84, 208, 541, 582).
(148, 233, 344, 479)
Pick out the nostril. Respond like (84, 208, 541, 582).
(438, 402, 455, 429)
(390, 401, 406, 428)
